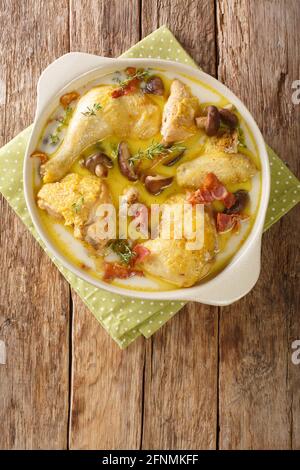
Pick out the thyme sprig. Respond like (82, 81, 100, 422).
(56, 106, 73, 131)
(129, 142, 186, 165)
(48, 106, 74, 146)
(109, 239, 135, 265)
(114, 69, 151, 89)
(49, 133, 60, 145)
(72, 196, 84, 214)
(81, 102, 102, 117)
(237, 127, 247, 148)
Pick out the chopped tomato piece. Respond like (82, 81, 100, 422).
(133, 245, 150, 264)
(103, 262, 144, 281)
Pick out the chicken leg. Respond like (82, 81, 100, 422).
(41, 86, 161, 183)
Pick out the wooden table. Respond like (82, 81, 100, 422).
(0, 0, 299, 450)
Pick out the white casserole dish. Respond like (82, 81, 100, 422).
(23, 53, 270, 305)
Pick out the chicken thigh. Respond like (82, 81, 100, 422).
(176, 153, 257, 188)
(41, 86, 161, 183)
(161, 79, 199, 143)
(140, 194, 217, 287)
(37, 173, 112, 250)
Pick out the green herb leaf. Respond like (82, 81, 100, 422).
(129, 141, 186, 165)
(81, 103, 102, 117)
(237, 127, 247, 148)
(110, 145, 119, 160)
(109, 240, 136, 265)
(49, 133, 60, 145)
(116, 69, 151, 90)
(72, 196, 84, 214)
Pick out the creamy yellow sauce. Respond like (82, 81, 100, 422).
(34, 69, 261, 291)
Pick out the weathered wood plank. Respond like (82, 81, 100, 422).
(142, 304, 218, 449)
(68, 0, 145, 450)
(141, 0, 216, 75)
(141, 0, 219, 450)
(217, 0, 300, 449)
(0, 0, 70, 449)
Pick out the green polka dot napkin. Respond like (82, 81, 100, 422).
(0, 26, 299, 348)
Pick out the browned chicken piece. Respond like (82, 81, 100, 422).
(37, 173, 112, 250)
(161, 79, 199, 143)
(140, 194, 217, 287)
(205, 129, 239, 154)
(176, 152, 257, 189)
(41, 86, 161, 183)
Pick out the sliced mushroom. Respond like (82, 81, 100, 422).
(144, 175, 173, 195)
(205, 106, 220, 136)
(224, 190, 249, 214)
(95, 164, 108, 177)
(144, 77, 164, 96)
(223, 103, 235, 111)
(60, 91, 80, 108)
(219, 108, 239, 128)
(30, 150, 48, 164)
(196, 105, 220, 136)
(118, 142, 138, 181)
(85, 152, 113, 177)
(163, 150, 185, 167)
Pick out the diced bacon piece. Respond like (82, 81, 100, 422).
(188, 172, 236, 209)
(216, 213, 236, 233)
(203, 172, 220, 191)
(103, 262, 143, 280)
(222, 191, 236, 209)
(133, 245, 151, 264)
(211, 185, 228, 200)
(126, 67, 137, 76)
(216, 213, 249, 233)
(123, 78, 139, 95)
(188, 188, 214, 205)
(111, 88, 125, 99)
(112, 78, 139, 99)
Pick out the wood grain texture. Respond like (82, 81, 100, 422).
(217, 0, 300, 450)
(142, 304, 218, 449)
(69, 0, 140, 56)
(68, 0, 145, 450)
(0, 0, 299, 451)
(141, 0, 217, 75)
(0, 0, 70, 449)
(141, 0, 219, 450)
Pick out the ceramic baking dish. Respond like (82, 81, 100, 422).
(23, 53, 270, 305)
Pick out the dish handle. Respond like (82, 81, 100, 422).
(36, 52, 114, 116)
(179, 237, 262, 306)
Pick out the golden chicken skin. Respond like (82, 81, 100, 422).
(41, 86, 161, 183)
(140, 194, 217, 287)
(161, 79, 199, 143)
(176, 152, 257, 188)
(37, 173, 111, 250)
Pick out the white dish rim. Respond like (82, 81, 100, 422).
(23, 55, 270, 305)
